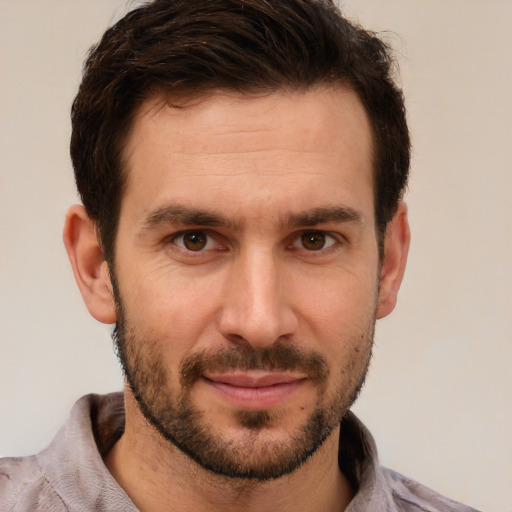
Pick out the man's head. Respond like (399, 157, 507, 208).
(70, 0, 409, 265)
(64, 0, 410, 482)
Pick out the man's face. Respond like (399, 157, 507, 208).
(112, 87, 379, 479)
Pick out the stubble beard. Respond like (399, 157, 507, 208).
(112, 291, 375, 481)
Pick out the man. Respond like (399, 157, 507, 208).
(0, 1, 480, 510)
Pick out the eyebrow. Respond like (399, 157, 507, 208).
(142, 205, 238, 230)
(285, 206, 363, 228)
(140, 204, 363, 232)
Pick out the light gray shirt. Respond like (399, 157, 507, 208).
(0, 393, 480, 511)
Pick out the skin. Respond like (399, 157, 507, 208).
(64, 86, 410, 512)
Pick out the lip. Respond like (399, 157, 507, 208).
(202, 371, 307, 409)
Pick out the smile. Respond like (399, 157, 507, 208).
(202, 372, 308, 409)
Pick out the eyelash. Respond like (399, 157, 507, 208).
(166, 229, 343, 255)
(169, 230, 226, 254)
(289, 231, 339, 252)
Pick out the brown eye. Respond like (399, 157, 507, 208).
(182, 231, 208, 251)
(301, 231, 326, 250)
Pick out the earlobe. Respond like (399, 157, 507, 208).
(376, 202, 410, 319)
(63, 205, 117, 324)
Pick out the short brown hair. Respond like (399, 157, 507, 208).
(71, 0, 410, 263)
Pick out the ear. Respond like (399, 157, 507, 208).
(63, 205, 117, 324)
(376, 202, 410, 319)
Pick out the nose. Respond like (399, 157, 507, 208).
(218, 249, 298, 349)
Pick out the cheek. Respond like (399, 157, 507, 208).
(295, 268, 379, 336)
(121, 269, 224, 352)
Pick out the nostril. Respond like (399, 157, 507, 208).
(218, 307, 298, 350)
(222, 332, 253, 348)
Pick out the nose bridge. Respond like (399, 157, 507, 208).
(219, 245, 296, 348)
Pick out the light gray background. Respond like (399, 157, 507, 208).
(1, 2, 510, 511)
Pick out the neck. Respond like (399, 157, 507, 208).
(104, 388, 354, 512)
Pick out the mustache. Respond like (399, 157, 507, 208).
(180, 342, 330, 388)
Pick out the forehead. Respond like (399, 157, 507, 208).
(121, 86, 374, 227)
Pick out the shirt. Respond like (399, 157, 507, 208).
(0, 393, 480, 511)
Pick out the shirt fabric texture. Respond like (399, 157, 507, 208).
(0, 393, 480, 511)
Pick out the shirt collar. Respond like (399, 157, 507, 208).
(36, 392, 395, 511)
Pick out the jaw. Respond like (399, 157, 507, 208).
(108, 386, 353, 512)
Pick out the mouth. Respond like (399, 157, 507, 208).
(202, 371, 307, 410)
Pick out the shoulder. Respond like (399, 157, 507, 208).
(381, 467, 482, 512)
(0, 455, 42, 503)
(0, 455, 66, 511)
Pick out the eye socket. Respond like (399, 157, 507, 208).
(173, 231, 216, 251)
(295, 230, 337, 251)
(171, 229, 338, 254)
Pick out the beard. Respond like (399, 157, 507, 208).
(112, 288, 374, 481)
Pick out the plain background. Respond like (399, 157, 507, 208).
(0, 1, 510, 511)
